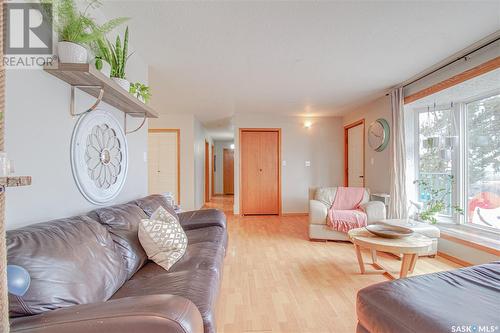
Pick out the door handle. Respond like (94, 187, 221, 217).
(259, 169, 263, 172)
(359, 176, 364, 178)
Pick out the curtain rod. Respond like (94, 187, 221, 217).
(401, 36, 499, 89)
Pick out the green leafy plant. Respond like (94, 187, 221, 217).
(129, 82, 151, 103)
(92, 36, 111, 69)
(42, 0, 128, 45)
(414, 175, 463, 224)
(106, 27, 132, 79)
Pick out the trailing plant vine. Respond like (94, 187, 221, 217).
(129, 82, 151, 103)
(414, 175, 463, 224)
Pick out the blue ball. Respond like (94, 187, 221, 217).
(7, 265, 30, 297)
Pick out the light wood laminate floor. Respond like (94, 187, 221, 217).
(207, 196, 461, 333)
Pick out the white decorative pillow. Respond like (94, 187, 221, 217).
(138, 206, 188, 271)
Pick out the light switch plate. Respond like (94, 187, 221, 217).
(282, 160, 287, 167)
(305, 161, 311, 167)
(143, 152, 148, 162)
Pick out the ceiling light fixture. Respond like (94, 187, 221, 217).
(304, 120, 312, 129)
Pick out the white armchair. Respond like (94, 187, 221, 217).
(309, 187, 386, 241)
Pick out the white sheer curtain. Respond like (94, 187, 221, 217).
(389, 87, 408, 218)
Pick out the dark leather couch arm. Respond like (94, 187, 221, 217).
(178, 209, 226, 230)
(11, 295, 204, 333)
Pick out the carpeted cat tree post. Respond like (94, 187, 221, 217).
(0, 0, 10, 331)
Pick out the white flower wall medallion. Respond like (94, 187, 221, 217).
(71, 109, 128, 204)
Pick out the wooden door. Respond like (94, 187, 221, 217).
(345, 121, 365, 187)
(241, 129, 280, 215)
(223, 148, 234, 194)
(148, 130, 180, 203)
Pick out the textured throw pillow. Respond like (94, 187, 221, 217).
(138, 206, 188, 270)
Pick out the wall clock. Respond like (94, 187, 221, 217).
(71, 109, 128, 205)
(368, 118, 390, 152)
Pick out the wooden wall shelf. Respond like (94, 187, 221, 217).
(44, 63, 159, 118)
(0, 176, 32, 188)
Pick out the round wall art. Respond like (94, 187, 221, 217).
(71, 109, 128, 205)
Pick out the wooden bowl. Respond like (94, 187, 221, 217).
(365, 223, 414, 239)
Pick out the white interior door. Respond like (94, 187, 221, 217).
(148, 131, 179, 202)
(347, 124, 364, 187)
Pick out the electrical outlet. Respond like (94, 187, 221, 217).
(305, 161, 311, 167)
(282, 160, 287, 167)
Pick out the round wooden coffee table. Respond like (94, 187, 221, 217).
(348, 227, 433, 279)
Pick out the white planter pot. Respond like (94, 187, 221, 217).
(98, 60, 111, 78)
(112, 77, 130, 91)
(58, 41, 88, 63)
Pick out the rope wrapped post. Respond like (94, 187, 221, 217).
(0, 0, 9, 331)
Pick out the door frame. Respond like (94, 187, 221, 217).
(205, 140, 210, 204)
(148, 128, 181, 204)
(223, 148, 234, 195)
(239, 128, 282, 216)
(344, 119, 365, 187)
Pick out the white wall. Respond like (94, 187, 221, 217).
(193, 118, 213, 210)
(342, 95, 392, 195)
(5, 54, 149, 230)
(214, 140, 233, 194)
(233, 113, 344, 214)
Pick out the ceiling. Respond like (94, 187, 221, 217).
(101, 1, 500, 139)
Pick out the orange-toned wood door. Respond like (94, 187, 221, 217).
(241, 130, 280, 215)
(223, 148, 234, 194)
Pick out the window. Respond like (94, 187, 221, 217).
(417, 108, 456, 217)
(410, 91, 500, 229)
(465, 94, 500, 229)
(406, 60, 500, 233)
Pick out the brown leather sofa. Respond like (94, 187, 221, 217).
(7, 194, 227, 333)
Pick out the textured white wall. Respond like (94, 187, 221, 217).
(233, 114, 344, 214)
(5, 66, 148, 229)
(214, 140, 233, 194)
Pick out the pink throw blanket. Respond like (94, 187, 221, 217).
(327, 187, 367, 232)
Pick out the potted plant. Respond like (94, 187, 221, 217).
(107, 27, 133, 90)
(44, 0, 127, 64)
(413, 175, 463, 224)
(92, 37, 112, 77)
(129, 82, 151, 103)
